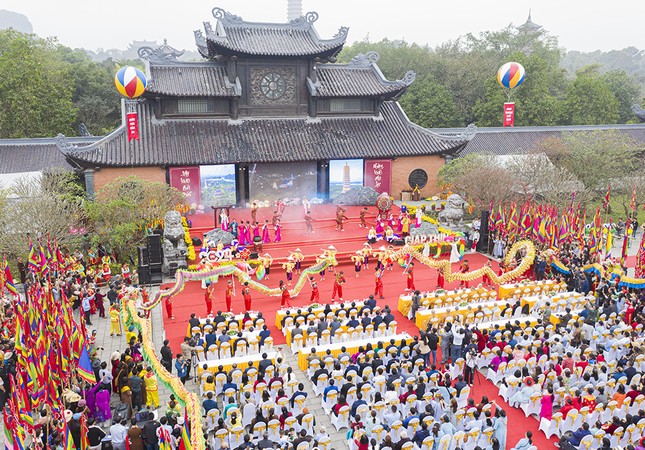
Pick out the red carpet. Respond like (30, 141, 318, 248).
(163, 203, 557, 448)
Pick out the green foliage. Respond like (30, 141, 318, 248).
(0, 173, 87, 258)
(0, 29, 76, 138)
(86, 176, 187, 262)
(602, 70, 642, 123)
(538, 130, 643, 192)
(399, 75, 463, 127)
(565, 71, 620, 125)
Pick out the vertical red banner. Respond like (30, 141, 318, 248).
(364, 160, 392, 194)
(168, 166, 202, 206)
(126, 112, 139, 141)
(503, 102, 515, 127)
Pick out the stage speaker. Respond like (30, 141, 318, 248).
(138, 266, 151, 285)
(476, 210, 490, 253)
(138, 246, 149, 267)
(393, 239, 405, 246)
(249, 252, 259, 260)
(147, 234, 163, 265)
(149, 264, 163, 284)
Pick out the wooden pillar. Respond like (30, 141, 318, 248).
(235, 163, 249, 207)
(317, 160, 330, 201)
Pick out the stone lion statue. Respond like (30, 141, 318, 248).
(162, 210, 188, 274)
(437, 194, 468, 231)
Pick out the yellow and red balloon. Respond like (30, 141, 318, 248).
(114, 66, 147, 99)
(497, 62, 526, 89)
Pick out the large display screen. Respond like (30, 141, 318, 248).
(248, 162, 317, 203)
(329, 159, 364, 199)
(200, 164, 236, 207)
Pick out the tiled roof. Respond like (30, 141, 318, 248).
(0, 137, 98, 174)
(429, 124, 645, 156)
(199, 9, 348, 58)
(60, 101, 469, 168)
(146, 64, 237, 97)
(311, 66, 407, 98)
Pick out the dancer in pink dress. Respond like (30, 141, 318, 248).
(252, 222, 260, 239)
(245, 220, 252, 243)
(239, 222, 247, 245)
(262, 219, 271, 243)
(274, 221, 282, 242)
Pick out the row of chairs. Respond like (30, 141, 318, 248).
(209, 420, 330, 450)
(196, 337, 274, 360)
(190, 316, 264, 337)
(291, 322, 398, 350)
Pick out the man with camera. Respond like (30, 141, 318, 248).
(464, 337, 478, 385)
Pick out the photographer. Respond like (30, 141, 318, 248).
(180, 336, 197, 379)
(175, 354, 189, 384)
(464, 337, 478, 385)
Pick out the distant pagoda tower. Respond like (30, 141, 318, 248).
(287, 0, 303, 21)
(516, 9, 542, 33)
(342, 162, 351, 192)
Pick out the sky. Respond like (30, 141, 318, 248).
(2, 0, 644, 53)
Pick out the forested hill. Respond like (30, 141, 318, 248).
(561, 47, 645, 89)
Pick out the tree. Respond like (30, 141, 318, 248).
(565, 68, 620, 125)
(0, 171, 87, 258)
(536, 130, 644, 193)
(0, 29, 77, 138)
(86, 176, 186, 262)
(602, 70, 642, 123)
(399, 75, 463, 127)
(437, 154, 515, 208)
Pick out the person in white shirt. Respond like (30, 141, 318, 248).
(109, 419, 128, 450)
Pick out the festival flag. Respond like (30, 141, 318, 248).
(622, 217, 631, 265)
(179, 408, 191, 450)
(64, 419, 75, 450)
(27, 241, 41, 274)
(603, 184, 611, 210)
(80, 413, 90, 450)
(631, 185, 637, 213)
(605, 222, 613, 256)
(77, 344, 97, 384)
(3, 256, 19, 297)
(635, 232, 645, 278)
(4, 406, 15, 450)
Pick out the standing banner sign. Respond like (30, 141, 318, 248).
(364, 160, 392, 194)
(503, 102, 515, 127)
(168, 166, 202, 206)
(126, 112, 139, 141)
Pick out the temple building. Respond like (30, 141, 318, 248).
(55, 8, 472, 206)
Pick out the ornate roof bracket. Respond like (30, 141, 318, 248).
(55, 134, 78, 153)
(349, 52, 380, 67)
(397, 70, 416, 86)
(434, 124, 478, 141)
(138, 39, 185, 65)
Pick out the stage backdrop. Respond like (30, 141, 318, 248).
(249, 162, 317, 203)
(364, 160, 392, 195)
(200, 164, 236, 207)
(329, 159, 364, 199)
(168, 166, 201, 206)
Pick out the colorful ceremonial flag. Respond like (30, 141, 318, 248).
(631, 185, 637, 213)
(77, 344, 97, 384)
(64, 419, 75, 450)
(80, 413, 90, 450)
(179, 409, 191, 450)
(3, 256, 18, 296)
(605, 224, 613, 256)
(635, 232, 645, 278)
(27, 242, 41, 273)
(622, 218, 631, 265)
(4, 406, 15, 450)
(603, 184, 611, 210)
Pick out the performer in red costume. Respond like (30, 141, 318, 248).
(165, 297, 174, 320)
(460, 260, 470, 288)
(309, 278, 320, 303)
(204, 282, 214, 316)
(436, 267, 445, 289)
(406, 262, 415, 291)
(331, 271, 346, 302)
(225, 280, 234, 312)
(374, 267, 384, 299)
(279, 280, 292, 308)
(242, 282, 252, 312)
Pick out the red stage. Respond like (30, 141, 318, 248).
(161, 203, 556, 447)
(163, 203, 496, 351)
